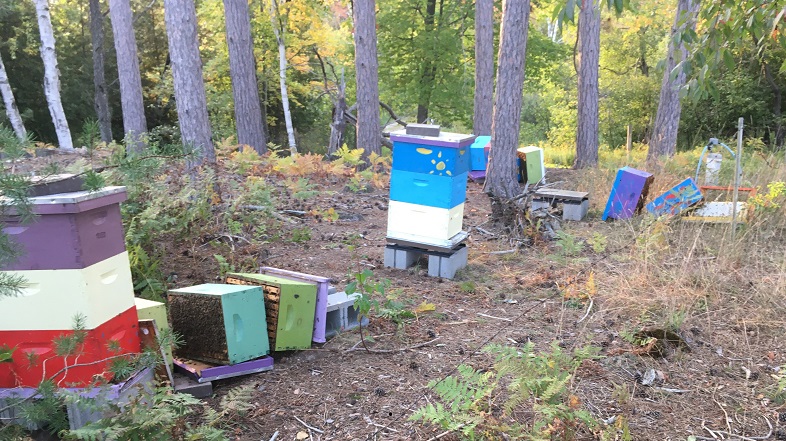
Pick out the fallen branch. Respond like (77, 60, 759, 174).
(576, 297, 594, 323)
(379, 101, 408, 128)
(487, 248, 517, 255)
(293, 415, 324, 434)
(427, 424, 466, 441)
(364, 415, 399, 433)
(477, 313, 513, 322)
(692, 416, 772, 441)
(346, 337, 441, 353)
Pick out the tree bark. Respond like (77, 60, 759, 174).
(33, 0, 74, 150)
(473, 0, 493, 136)
(89, 0, 113, 143)
(646, 0, 699, 162)
(483, 0, 529, 201)
(416, 0, 438, 124)
(270, 0, 297, 155)
(108, 0, 148, 154)
(163, 0, 215, 166)
(0, 52, 27, 140)
(352, 0, 381, 159)
(761, 61, 783, 148)
(223, 0, 267, 154)
(574, 0, 600, 168)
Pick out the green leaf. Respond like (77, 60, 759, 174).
(722, 49, 735, 70)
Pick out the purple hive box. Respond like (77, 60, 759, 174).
(1, 186, 127, 271)
(259, 266, 330, 344)
(602, 167, 654, 221)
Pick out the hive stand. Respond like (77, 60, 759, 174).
(384, 243, 468, 279)
(531, 189, 590, 221)
(324, 291, 368, 338)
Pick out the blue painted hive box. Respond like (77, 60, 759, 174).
(390, 130, 475, 175)
(602, 167, 654, 221)
(470, 136, 491, 171)
(389, 169, 468, 209)
(646, 177, 703, 217)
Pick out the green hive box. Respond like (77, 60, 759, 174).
(134, 297, 174, 368)
(167, 284, 270, 364)
(226, 273, 315, 351)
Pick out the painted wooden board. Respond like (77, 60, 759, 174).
(517, 146, 546, 184)
(682, 202, 749, 223)
(135, 298, 173, 368)
(387, 200, 464, 242)
(602, 167, 654, 221)
(533, 189, 589, 202)
(257, 267, 329, 344)
(392, 141, 470, 176)
(1, 251, 137, 331)
(168, 284, 270, 365)
(224, 274, 316, 352)
(646, 178, 703, 217)
(386, 230, 469, 252)
(389, 169, 468, 209)
(0, 306, 140, 388)
(2, 201, 126, 271)
(470, 136, 491, 171)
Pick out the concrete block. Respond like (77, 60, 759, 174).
(324, 292, 368, 338)
(384, 245, 422, 269)
(562, 199, 589, 221)
(427, 245, 468, 279)
(405, 124, 441, 137)
(173, 374, 213, 398)
(66, 367, 155, 430)
(531, 199, 551, 212)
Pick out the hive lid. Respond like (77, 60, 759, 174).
(2, 186, 128, 215)
(390, 130, 476, 148)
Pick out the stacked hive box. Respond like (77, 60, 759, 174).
(602, 167, 654, 221)
(225, 273, 316, 351)
(168, 284, 270, 364)
(387, 129, 475, 250)
(0, 187, 140, 388)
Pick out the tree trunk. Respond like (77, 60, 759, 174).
(646, 0, 698, 162)
(483, 0, 529, 201)
(163, 0, 215, 166)
(33, 0, 74, 150)
(0, 52, 27, 140)
(473, 0, 493, 136)
(108, 0, 148, 154)
(416, 0, 438, 124)
(352, 0, 381, 159)
(328, 72, 348, 156)
(270, 0, 297, 156)
(762, 61, 784, 149)
(574, 0, 600, 169)
(89, 0, 113, 143)
(223, 0, 267, 154)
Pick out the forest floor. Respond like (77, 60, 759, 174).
(13, 149, 786, 441)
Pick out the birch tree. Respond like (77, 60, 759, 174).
(223, 0, 267, 154)
(574, 0, 601, 168)
(352, 0, 381, 159)
(163, 0, 215, 166)
(473, 0, 493, 136)
(89, 0, 112, 143)
(33, 0, 73, 150)
(484, 0, 530, 202)
(108, 0, 148, 154)
(0, 52, 27, 140)
(270, 0, 297, 155)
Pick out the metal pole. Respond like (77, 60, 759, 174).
(731, 117, 743, 238)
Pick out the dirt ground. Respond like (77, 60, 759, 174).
(13, 150, 786, 441)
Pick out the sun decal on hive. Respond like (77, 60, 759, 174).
(416, 148, 465, 176)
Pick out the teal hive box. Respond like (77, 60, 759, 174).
(390, 130, 475, 176)
(389, 169, 468, 209)
(168, 284, 269, 365)
(470, 136, 491, 171)
(226, 273, 316, 351)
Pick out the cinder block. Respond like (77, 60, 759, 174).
(384, 245, 422, 269)
(173, 374, 213, 398)
(531, 199, 552, 212)
(562, 199, 589, 221)
(67, 367, 155, 430)
(324, 292, 368, 338)
(406, 124, 441, 137)
(427, 245, 468, 279)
